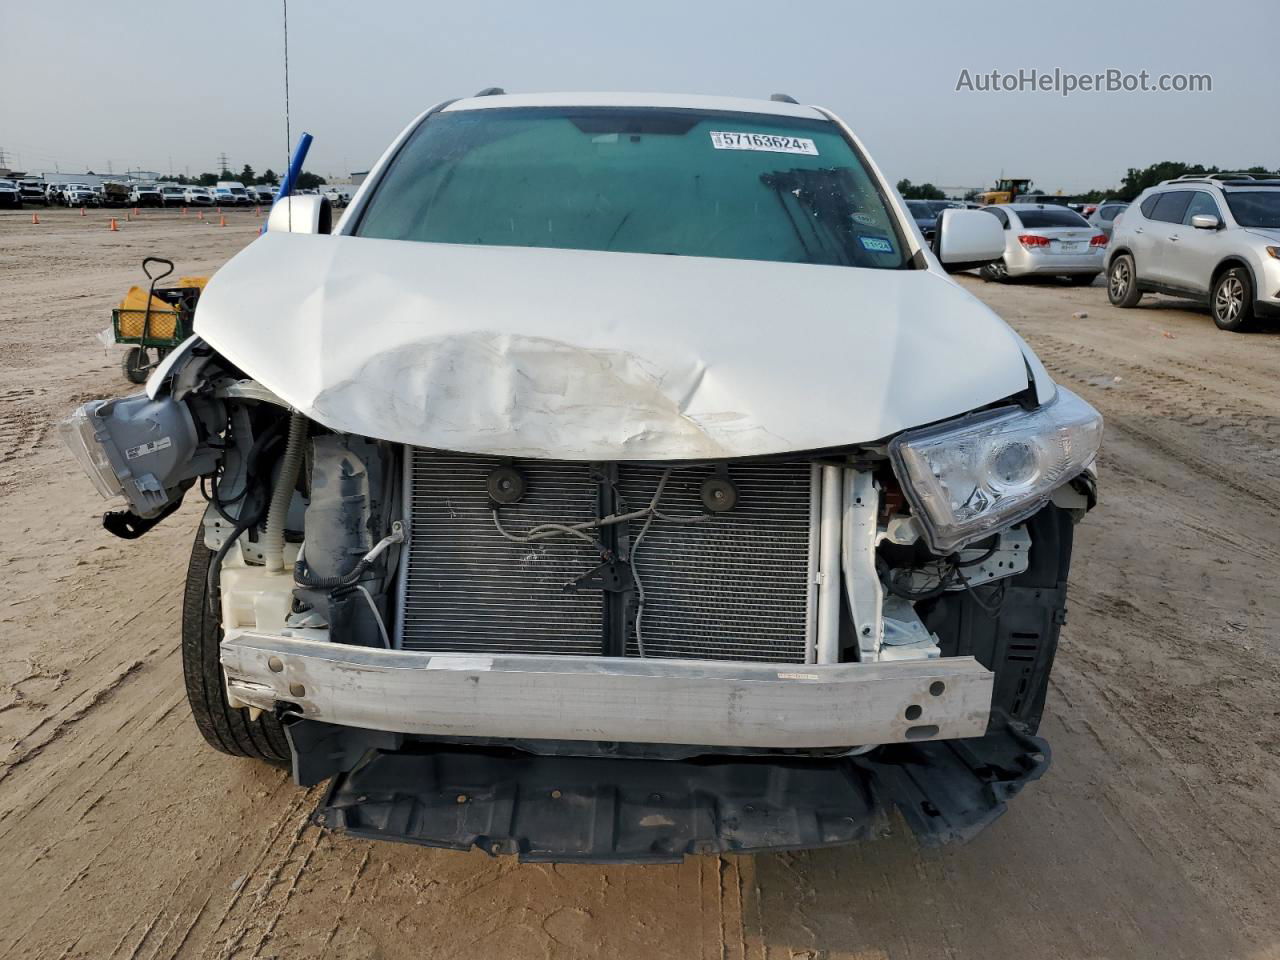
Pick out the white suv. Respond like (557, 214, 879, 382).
(1105, 174, 1280, 331)
(60, 90, 1102, 861)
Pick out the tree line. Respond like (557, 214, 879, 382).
(1076, 162, 1277, 201)
(83, 163, 327, 190)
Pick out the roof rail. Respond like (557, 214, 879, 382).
(1172, 172, 1255, 181)
(769, 93, 799, 103)
(473, 87, 506, 97)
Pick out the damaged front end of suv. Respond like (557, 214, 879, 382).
(62, 92, 1101, 862)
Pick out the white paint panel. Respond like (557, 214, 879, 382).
(194, 232, 1036, 460)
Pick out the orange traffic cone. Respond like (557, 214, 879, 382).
(254, 205, 261, 215)
(217, 206, 223, 214)
(197, 209, 205, 220)
(181, 206, 187, 216)
(30, 213, 40, 224)
(125, 212, 132, 222)
(132, 206, 139, 216)
(219, 214, 227, 227)
(80, 207, 86, 217)
(109, 218, 119, 231)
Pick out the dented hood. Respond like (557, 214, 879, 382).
(194, 233, 1034, 460)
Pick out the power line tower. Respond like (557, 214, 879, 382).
(217, 152, 231, 177)
(0, 147, 10, 170)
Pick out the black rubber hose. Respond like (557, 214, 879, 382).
(205, 433, 279, 605)
(208, 518, 252, 605)
(292, 557, 371, 590)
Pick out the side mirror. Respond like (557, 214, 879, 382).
(266, 195, 333, 235)
(934, 208, 1005, 270)
(1190, 213, 1221, 230)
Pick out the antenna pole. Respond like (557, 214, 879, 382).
(283, 0, 292, 231)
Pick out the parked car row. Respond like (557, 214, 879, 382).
(8, 179, 283, 208)
(964, 172, 1280, 334)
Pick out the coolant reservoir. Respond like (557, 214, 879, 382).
(219, 545, 300, 633)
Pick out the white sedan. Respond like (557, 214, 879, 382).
(979, 203, 1108, 284)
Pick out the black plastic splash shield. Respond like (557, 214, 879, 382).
(304, 719, 1049, 863)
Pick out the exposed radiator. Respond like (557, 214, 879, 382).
(399, 451, 604, 655)
(398, 450, 816, 664)
(616, 463, 814, 663)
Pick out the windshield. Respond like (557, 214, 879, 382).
(1015, 208, 1091, 228)
(905, 201, 935, 218)
(230, 187, 246, 194)
(355, 107, 908, 269)
(1225, 191, 1280, 228)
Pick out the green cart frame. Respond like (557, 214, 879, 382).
(112, 257, 200, 383)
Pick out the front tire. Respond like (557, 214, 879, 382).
(1107, 254, 1142, 307)
(981, 258, 1009, 283)
(181, 523, 289, 763)
(1211, 267, 1255, 332)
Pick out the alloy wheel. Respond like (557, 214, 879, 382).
(1109, 260, 1130, 300)
(1215, 276, 1244, 324)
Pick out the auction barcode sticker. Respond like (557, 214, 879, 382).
(709, 131, 818, 155)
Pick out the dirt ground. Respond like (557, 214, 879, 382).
(1, 206, 1278, 960)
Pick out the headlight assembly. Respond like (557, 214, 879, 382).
(58, 393, 220, 518)
(58, 403, 127, 501)
(889, 387, 1102, 554)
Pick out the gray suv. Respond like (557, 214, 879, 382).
(1105, 175, 1280, 331)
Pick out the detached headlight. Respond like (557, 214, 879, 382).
(58, 402, 126, 501)
(889, 388, 1102, 553)
(58, 393, 217, 517)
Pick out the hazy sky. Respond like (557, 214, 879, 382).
(3, 0, 1274, 192)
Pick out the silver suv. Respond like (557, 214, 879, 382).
(1105, 174, 1280, 331)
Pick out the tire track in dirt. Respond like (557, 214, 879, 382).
(1021, 335, 1280, 514)
(0, 657, 144, 790)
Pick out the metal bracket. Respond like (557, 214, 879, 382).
(103, 497, 183, 540)
(878, 595, 941, 661)
(906, 524, 1031, 593)
(842, 469, 883, 661)
(563, 560, 635, 594)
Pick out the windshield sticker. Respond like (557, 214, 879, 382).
(851, 212, 879, 227)
(859, 236, 895, 254)
(709, 131, 818, 155)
